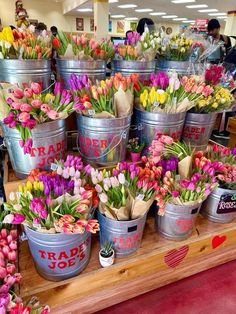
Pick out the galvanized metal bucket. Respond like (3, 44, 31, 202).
(24, 226, 91, 281)
(182, 112, 217, 151)
(201, 187, 236, 223)
(156, 202, 202, 241)
(0, 59, 51, 88)
(76, 114, 131, 166)
(98, 211, 147, 256)
(56, 59, 106, 88)
(134, 107, 186, 147)
(111, 60, 156, 81)
(156, 60, 202, 75)
(1, 120, 65, 179)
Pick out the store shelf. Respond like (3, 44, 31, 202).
(19, 215, 236, 314)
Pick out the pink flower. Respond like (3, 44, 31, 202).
(31, 99, 42, 108)
(171, 190, 179, 198)
(202, 85, 213, 97)
(86, 219, 99, 233)
(21, 118, 37, 129)
(6, 263, 16, 275)
(18, 112, 30, 123)
(30, 82, 42, 94)
(20, 103, 32, 112)
(9, 241, 17, 251)
(0, 229, 8, 239)
(0, 266, 7, 279)
(160, 135, 173, 145)
(13, 88, 24, 99)
(24, 88, 33, 98)
(7, 250, 17, 262)
(11, 102, 21, 110)
(12, 213, 25, 224)
(10, 230, 18, 240)
(40, 104, 50, 112)
(47, 110, 59, 120)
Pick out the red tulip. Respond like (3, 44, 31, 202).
(30, 82, 42, 94)
(0, 266, 7, 279)
(0, 229, 8, 239)
(13, 88, 24, 99)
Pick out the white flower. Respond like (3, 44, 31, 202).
(4, 41, 11, 49)
(69, 167, 76, 177)
(143, 42, 148, 49)
(95, 184, 103, 193)
(9, 192, 15, 202)
(28, 24, 36, 33)
(103, 184, 109, 192)
(92, 176, 98, 185)
(156, 37, 161, 44)
(74, 170, 81, 179)
(0, 52, 3, 59)
(118, 173, 125, 185)
(57, 166, 63, 175)
(3, 214, 14, 224)
(74, 179, 82, 187)
(13, 204, 22, 211)
(100, 193, 108, 203)
(110, 176, 119, 188)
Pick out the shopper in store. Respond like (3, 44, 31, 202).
(137, 18, 155, 35)
(50, 26, 58, 37)
(207, 18, 232, 62)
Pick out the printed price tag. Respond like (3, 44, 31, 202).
(50, 163, 58, 171)
(136, 194, 144, 201)
(217, 193, 236, 214)
(154, 101, 160, 107)
(88, 109, 95, 116)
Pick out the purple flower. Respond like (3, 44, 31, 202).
(33, 217, 41, 225)
(150, 72, 169, 89)
(231, 147, 236, 155)
(180, 179, 190, 189)
(54, 82, 62, 95)
(6, 97, 14, 105)
(21, 119, 37, 129)
(0, 292, 10, 308)
(73, 103, 85, 111)
(3, 112, 15, 126)
(172, 190, 180, 198)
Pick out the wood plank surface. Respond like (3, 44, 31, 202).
(19, 214, 236, 313)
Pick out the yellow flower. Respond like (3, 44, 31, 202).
(212, 102, 218, 109)
(180, 47, 186, 53)
(45, 93, 55, 103)
(26, 181, 33, 191)
(197, 100, 206, 108)
(0, 27, 14, 44)
(18, 184, 23, 193)
(39, 181, 44, 191)
(100, 80, 106, 88)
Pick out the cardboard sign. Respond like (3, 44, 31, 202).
(217, 193, 236, 214)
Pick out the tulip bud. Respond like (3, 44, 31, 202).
(2, 246, 10, 257)
(0, 239, 7, 247)
(7, 235, 13, 244)
(10, 230, 18, 240)
(4, 274, 16, 286)
(8, 250, 17, 262)
(9, 241, 17, 251)
(6, 263, 16, 275)
(0, 229, 8, 239)
(0, 266, 7, 279)
(0, 259, 5, 267)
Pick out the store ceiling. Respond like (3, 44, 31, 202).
(62, 0, 235, 24)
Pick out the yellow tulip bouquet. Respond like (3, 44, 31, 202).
(162, 34, 193, 61)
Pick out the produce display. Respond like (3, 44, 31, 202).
(0, 24, 235, 313)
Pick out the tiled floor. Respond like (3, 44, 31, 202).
(96, 259, 236, 314)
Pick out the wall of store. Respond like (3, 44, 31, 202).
(0, 0, 180, 36)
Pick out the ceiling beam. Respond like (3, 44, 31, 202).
(62, 0, 90, 14)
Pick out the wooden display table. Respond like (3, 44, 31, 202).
(19, 215, 236, 314)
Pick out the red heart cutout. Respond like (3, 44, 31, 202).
(212, 235, 227, 249)
(164, 245, 189, 268)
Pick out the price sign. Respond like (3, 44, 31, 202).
(217, 193, 236, 214)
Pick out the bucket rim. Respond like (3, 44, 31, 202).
(1, 118, 65, 131)
(24, 225, 88, 238)
(0, 59, 51, 63)
(112, 59, 156, 65)
(97, 210, 147, 223)
(212, 186, 236, 194)
(186, 111, 218, 117)
(56, 58, 106, 64)
(134, 106, 186, 117)
(76, 113, 132, 122)
(165, 201, 202, 210)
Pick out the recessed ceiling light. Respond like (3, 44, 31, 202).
(135, 9, 153, 13)
(185, 20, 195, 23)
(186, 4, 208, 8)
(77, 8, 93, 12)
(173, 17, 187, 21)
(208, 12, 226, 16)
(198, 9, 218, 12)
(172, 0, 195, 3)
(109, 0, 118, 3)
(150, 12, 166, 16)
(111, 14, 126, 18)
(118, 4, 137, 8)
(125, 17, 139, 20)
(162, 15, 178, 18)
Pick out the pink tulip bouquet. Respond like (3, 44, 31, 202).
(0, 82, 76, 154)
(3, 155, 99, 234)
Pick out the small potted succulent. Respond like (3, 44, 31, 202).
(99, 242, 115, 267)
(127, 137, 144, 162)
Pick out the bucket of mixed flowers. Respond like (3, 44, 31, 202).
(112, 28, 161, 80)
(91, 161, 161, 256)
(0, 26, 52, 88)
(3, 155, 99, 281)
(182, 64, 235, 151)
(200, 145, 236, 223)
(0, 81, 76, 178)
(53, 31, 114, 86)
(134, 72, 208, 148)
(145, 135, 218, 240)
(70, 73, 138, 166)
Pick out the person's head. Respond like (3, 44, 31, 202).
(137, 18, 154, 35)
(15, 0, 23, 9)
(50, 26, 58, 36)
(10, 25, 16, 30)
(207, 19, 221, 38)
(36, 22, 47, 32)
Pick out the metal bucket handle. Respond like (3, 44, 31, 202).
(128, 225, 138, 232)
(77, 130, 127, 160)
